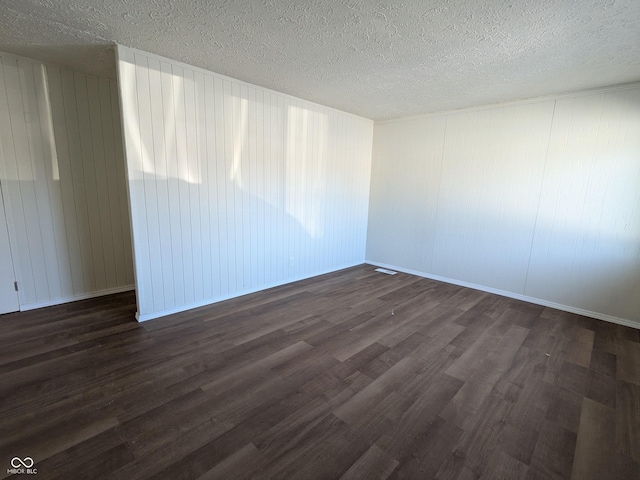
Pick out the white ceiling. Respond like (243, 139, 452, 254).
(1, 0, 639, 120)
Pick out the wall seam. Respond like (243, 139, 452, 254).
(522, 99, 557, 295)
(430, 114, 448, 271)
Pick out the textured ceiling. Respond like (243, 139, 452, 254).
(1, 0, 639, 120)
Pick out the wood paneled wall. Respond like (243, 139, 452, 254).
(367, 85, 640, 326)
(116, 46, 373, 321)
(0, 52, 133, 309)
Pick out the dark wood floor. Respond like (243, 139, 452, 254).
(1, 264, 639, 480)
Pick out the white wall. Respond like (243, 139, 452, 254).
(116, 46, 373, 321)
(367, 85, 640, 326)
(0, 52, 133, 310)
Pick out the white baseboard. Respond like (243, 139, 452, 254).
(19, 285, 135, 311)
(136, 262, 363, 322)
(365, 260, 640, 330)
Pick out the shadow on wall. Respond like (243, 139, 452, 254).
(125, 62, 334, 235)
(128, 175, 324, 313)
(120, 54, 366, 316)
(0, 56, 134, 306)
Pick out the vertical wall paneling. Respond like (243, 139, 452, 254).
(116, 46, 374, 321)
(525, 89, 640, 321)
(159, 59, 184, 306)
(53, 67, 134, 299)
(87, 75, 113, 289)
(0, 181, 20, 314)
(77, 72, 108, 292)
(99, 78, 125, 288)
(0, 56, 48, 304)
(367, 85, 640, 326)
(195, 70, 212, 300)
(109, 80, 134, 288)
(117, 49, 149, 316)
(203, 74, 218, 298)
(366, 115, 447, 273)
(432, 102, 555, 292)
(0, 51, 134, 311)
(47, 68, 86, 295)
(0, 58, 29, 303)
(59, 68, 96, 293)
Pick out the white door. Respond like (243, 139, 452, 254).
(0, 181, 19, 314)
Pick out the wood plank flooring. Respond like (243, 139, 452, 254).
(0, 264, 639, 479)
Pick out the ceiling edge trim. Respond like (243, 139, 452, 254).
(0, 49, 60, 68)
(0, 47, 118, 80)
(116, 44, 374, 124)
(376, 80, 640, 125)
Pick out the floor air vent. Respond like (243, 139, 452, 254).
(375, 268, 397, 275)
